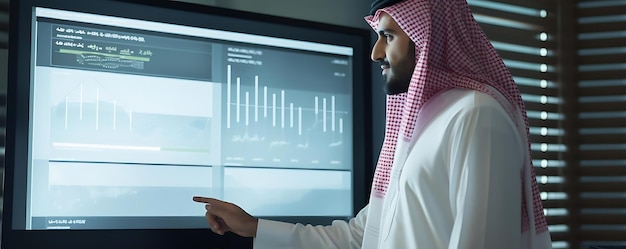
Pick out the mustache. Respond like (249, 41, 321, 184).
(379, 60, 390, 67)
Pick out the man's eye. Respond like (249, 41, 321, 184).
(384, 34, 392, 42)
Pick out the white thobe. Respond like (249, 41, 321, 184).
(253, 88, 547, 249)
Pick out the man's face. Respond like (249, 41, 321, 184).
(371, 12, 415, 95)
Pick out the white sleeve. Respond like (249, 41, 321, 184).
(447, 99, 524, 249)
(253, 205, 368, 249)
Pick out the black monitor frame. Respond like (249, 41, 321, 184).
(2, 0, 372, 248)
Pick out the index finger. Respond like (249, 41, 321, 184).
(192, 196, 217, 204)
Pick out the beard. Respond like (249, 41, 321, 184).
(384, 66, 413, 95)
(383, 44, 416, 95)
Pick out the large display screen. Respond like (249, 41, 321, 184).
(27, 6, 354, 230)
(3, 0, 370, 248)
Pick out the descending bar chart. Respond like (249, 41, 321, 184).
(221, 65, 352, 170)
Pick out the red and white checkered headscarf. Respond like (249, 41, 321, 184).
(365, 0, 548, 234)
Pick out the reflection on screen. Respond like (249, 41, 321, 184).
(27, 7, 354, 230)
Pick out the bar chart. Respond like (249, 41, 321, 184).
(221, 65, 352, 170)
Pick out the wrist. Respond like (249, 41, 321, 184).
(251, 218, 259, 237)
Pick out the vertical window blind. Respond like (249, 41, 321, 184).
(577, 0, 626, 248)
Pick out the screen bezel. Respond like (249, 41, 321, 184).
(2, 0, 372, 248)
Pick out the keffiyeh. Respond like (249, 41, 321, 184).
(365, 0, 550, 240)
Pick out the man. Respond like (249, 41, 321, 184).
(193, 0, 553, 248)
